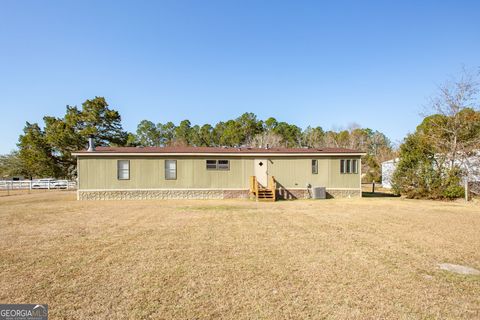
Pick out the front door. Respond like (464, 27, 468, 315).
(254, 159, 268, 187)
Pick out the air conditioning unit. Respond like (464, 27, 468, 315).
(312, 186, 326, 199)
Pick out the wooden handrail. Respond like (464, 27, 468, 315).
(249, 176, 258, 198)
(268, 176, 276, 201)
(250, 175, 276, 201)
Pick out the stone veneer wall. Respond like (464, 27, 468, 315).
(78, 189, 250, 200)
(276, 188, 362, 200)
(326, 189, 362, 199)
(78, 188, 361, 200)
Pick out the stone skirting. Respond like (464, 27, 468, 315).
(277, 188, 310, 200)
(326, 189, 362, 199)
(78, 188, 361, 200)
(78, 189, 250, 200)
(276, 188, 362, 199)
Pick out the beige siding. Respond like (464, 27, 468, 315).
(78, 157, 254, 190)
(268, 157, 361, 189)
(78, 156, 361, 190)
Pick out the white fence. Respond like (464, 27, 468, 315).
(0, 180, 77, 190)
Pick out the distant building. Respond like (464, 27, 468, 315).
(381, 158, 399, 189)
(381, 155, 480, 189)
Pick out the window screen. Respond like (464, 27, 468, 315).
(165, 160, 177, 180)
(206, 160, 230, 170)
(312, 160, 318, 174)
(340, 159, 345, 174)
(117, 160, 130, 180)
(206, 160, 217, 170)
(218, 160, 230, 170)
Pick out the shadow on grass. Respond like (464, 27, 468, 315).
(362, 191, 401, 198)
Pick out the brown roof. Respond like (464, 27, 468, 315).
(74, 146, 364, 154)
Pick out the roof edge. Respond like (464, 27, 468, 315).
(72, 152, 366, 157)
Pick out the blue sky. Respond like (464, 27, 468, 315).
(0, 0, 479, 153)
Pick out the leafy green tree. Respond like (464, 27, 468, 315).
(236, 112, 263, 144)
(302, 126, 324, 147)
(394, 70, 480, 199)
(363, 154, 381, 183)
(73, 97, 127, 146)
(136, 120, 161, 146)
(125, 133, 139, 146)
(199, 124, 215, 146)
(174, 120, 192, 145)
(392, 133, 443, 198)
(154, 122, 176, 146)
(18, 123, 61, 178)
(392, 119, 469, 199)
(17, 97, 128, 178)
(0, 151, 26, 178)
(217, 120, 243, 146)
(188, 125, 203, 146)
(263, 117, 278, 132)
(274, 122, 302, 147)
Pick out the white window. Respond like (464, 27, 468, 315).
(312, 160, 318, 174)
(206, 160, 230, 170)
(352, 159, 358, 174)
(165, 160, 177, 180)
(117, 160, 130, 180)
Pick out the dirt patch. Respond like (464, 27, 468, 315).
(438, 263, 480, 275)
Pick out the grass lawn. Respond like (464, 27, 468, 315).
(0, 192, 479, 319)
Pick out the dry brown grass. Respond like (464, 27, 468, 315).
(0, 192, 479, 319)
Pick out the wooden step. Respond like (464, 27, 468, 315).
(256, 188, 275, 201)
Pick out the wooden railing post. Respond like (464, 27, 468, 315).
(269, 176, 276, 201)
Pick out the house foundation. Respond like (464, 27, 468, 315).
(78, 188, 361, 200)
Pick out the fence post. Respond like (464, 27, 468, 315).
(465, 180, 469, 202)
(372, 181, 375, 193)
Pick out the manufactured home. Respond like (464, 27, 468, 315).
(73, 143, 364, 201)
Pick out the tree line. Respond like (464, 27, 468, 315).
(0, 99, 394, 181)
(1, 69, 478, 200)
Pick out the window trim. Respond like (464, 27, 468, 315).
(165, 159, 177, 180)
(340, 159, 359, 174)
(312, 159, 318, 174)
(206, 159, 218, 170)
(217, 159, 230, 170)
(117, 160, 130, 180)
(206, 159, 230, 171)
(352, 159, 358, 174)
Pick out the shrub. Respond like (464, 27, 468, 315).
(443, 185, 464, 199)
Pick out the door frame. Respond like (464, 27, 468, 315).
(254, 159, 268, 187)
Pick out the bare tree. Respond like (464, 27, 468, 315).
(424, 68, 480, 178)
(249, 131, 283, 148)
